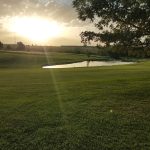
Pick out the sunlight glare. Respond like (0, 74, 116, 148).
(9, 16, 63, 42)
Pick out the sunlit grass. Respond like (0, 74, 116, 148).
(0, 51, 90, 68)
(0, 51, 150, 149)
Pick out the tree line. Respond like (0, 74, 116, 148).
(97, 46, 150, 58)
(1, 40, 150, 58)
(0, 41, 25, 50)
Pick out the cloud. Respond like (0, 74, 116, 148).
(0, 0, 96, 45)
(0, 0, 76, 23)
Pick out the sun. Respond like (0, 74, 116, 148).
(9, 16, 63, 42)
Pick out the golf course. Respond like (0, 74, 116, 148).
(0, 50, 150, 150)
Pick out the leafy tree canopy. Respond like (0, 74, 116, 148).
(73, 0, 150, 47)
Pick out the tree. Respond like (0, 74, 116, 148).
(73, 0, 150, 47)
(6, 45, 12, 50)
(17, 42, 25, 50)
(0, 41, 3, 49)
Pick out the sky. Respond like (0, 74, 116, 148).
(0, 0, 95, 46)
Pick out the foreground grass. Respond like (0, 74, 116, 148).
(0, 51, 150, 149)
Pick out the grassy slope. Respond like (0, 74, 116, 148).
(0, 51, 106, 68)
(0, 51, 150, 150)
(0, 51, 90, 68)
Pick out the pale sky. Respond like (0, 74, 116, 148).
(0, 0, 95, 46)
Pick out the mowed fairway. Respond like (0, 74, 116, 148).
(0, 51, 150, 150)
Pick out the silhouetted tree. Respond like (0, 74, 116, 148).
(73, 0, 150, 48)
(17, 42, 25, 50)
(0, 41, 3, 49)
(6, 45, 11, 50)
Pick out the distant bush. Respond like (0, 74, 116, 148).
(0, 41, 3, 49)
(6, 45, 12, 50)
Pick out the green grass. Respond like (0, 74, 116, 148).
(0, 51, 91, 68)
(0, 51, 150, 150)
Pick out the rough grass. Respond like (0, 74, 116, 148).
(0, 51, 150, 150)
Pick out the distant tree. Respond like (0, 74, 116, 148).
(0, 41, 3, 49)
(6, 45, 12, 50)
(17, 42, 25, 50)
(73, 0, 150, 48)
